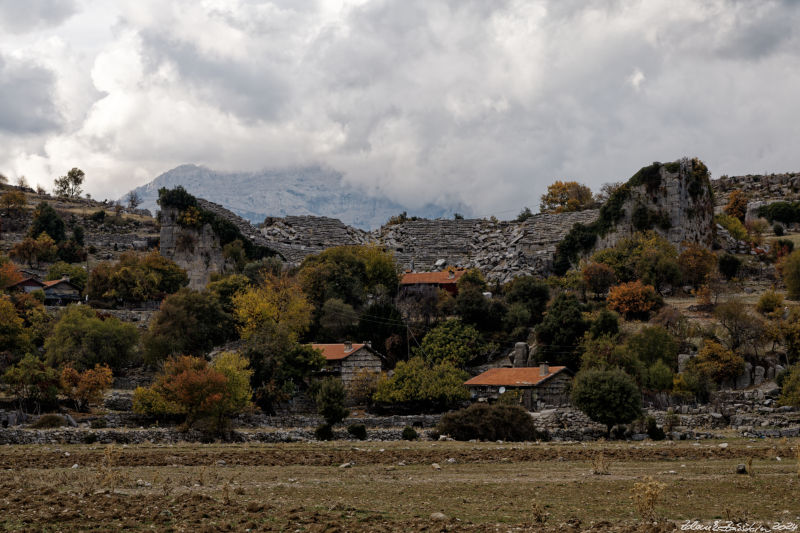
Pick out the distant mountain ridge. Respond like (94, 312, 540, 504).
(126, 165, 468, 230)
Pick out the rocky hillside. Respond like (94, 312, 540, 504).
(126, 164, 468, 230)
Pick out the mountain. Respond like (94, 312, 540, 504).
(125, 165, 468, 230)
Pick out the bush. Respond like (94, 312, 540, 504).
(688, 340, 745, 385)
(316, 377, 349, 427)
(778, 365, 800, 407)
(535, 293, 589, 368)
(626, 326, 678, 369)
(347, 423, 367, 440)
(756, 290, 784, 315)
(607, 281, 662, 320)
(678, 243, 716, 288)
(645, 416, 666, 440)
(774, 224, 785, 236)
(589, 309, 619, 338)
(415, 319, 487, 367)
(715, 214, 748, 241)
(718, 253, 741, 280)
(60, 364, 113, 411)
(315, 424, 334, 441)
(571, 368, 642, 434)
(401, 426, 419, 441)
(582, 262, 616, 297)
(757, 201, 800, 224)
(724, 191, 748, 221)
(437, 403, 546, 442)
(372, 357, 469, 411)
(30, 414, 68, 429)
(781, 250, 800, 300)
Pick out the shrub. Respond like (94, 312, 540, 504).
(415, 319, 487, 367)
(756, 290, 784, 315)
(715, 214, 748, 241)
(607, 281, 662, 320)
(678, 243, 716, 288)
(503, 276, 550, 325)
(437, 403, 545, 442)
(778, 365, 800, 408)
(757, 201, 800, 224)
(781, 250, 800, 300)
(626, 326, 678, 369)
(372, 357, 469, 411)
(31, 414, 68, 429)
(315, 424, 334, 441)
(645, 360, 674, 391)
(347, 423, 367, 440)
(718, 253, 741, 280)
(688, 340, 745, 385)
(582, 262, 616, 297)
(724, 190, 748, 222)
(535, 293, 589, 368)
(774, 224, 785, 237)
(316, 377, 349, 427)
(86, 251, 188, 304)
(589, 309, 619, 338)
(60, 364, 113, 411)
(571, 368, 642, 434)
(3, 354, 61, 412)
(645, 416, 666, 440)
(401, 426, 419, 441)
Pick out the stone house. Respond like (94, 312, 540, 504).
(312, 342, 383, 388)
(464, 363, 572, 411)
(6, 277, 46, 294)
(42, 279, 81, 305)
(399, 268, 467, 297)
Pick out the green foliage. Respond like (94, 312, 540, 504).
(757, 201, 800, 224)
(315, 424, 334, 440)
(778, 364, 800, 407)
(503, 276, 550, 325)
(713, 299, 767, 352)
(46, 262, 88, 291)
(592, 232, 680, 290)
(86, 251, 188, 304)
(347, 423, 367, 440)
(44, 305, 139, 371)
(206, 274, 251, 313)
(645, 416, 666, 440)
(222, 239, 247, 272)
(53, 168, 84, 198)
(401, 426, 419, 440)
(579, 334, 644, 382)
(415, 319, 487, 367)
(773, 224, 785, 236)
(0, 295, 32, 358)
(589, 309, 619, 338)
(437, 404, 547, 442)
(319, 298, 358, 339)
(89, 210, 106, 223)
(688, 340, 745, 384)
(356, 301, 406, 354)
(535, 293, 589, 368)
(157, 185, 197, 211)
(3, 354, 60, 412)
(782, 250, 800, 300)
(715, 214, 748, 241)
(718, 253, 741, 280)
(626, 326, 678, 369)
(29, 202, 66, 243)
(645, 360, 674, 391)
(571, 368, 642, 433)
(516, 207, 533, 222)
(133, 386, 180, 416)
(316, 377, 349, 427)
(372, 357, 469, 410)
(631, 205, 671, 231)
(454, 286, 489, 327)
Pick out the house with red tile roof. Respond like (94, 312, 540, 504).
(464, 363, 572, 410)
(399, 267, 467, 296)
(312, 342, 383, 389)
(42, 278, 81, 305)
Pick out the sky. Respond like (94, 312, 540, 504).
(1, 0, 800, 217)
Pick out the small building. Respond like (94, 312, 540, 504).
(5, 277, 46, 294)
(312, 342, 383, 388)
(42, 279, 81, 305)
(464, 363, 572, 410)
(399, 268, 467, 297)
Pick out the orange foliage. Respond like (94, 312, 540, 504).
(540, 181, 594, 213)
(607, 280, 662, 320)
(154, 355, 229, 425)
(724, 190, 748, 222)
(678, 242, 716, 288)
(60, 364, 113, 411)
(582, 262, 616, 296)
(0, 261, 23, 289)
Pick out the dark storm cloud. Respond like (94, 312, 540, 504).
(0, 55, 61, 134)
(0, 0, 77, 34)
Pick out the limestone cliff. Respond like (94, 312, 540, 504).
(159, 206, 229, 290)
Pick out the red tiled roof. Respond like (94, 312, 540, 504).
(400, 269, 466, 286)
(312, 343, 366, 361)
(6, 277, 45, 289)
(42, 279, 78, 289)
(464, 366, 568, 387)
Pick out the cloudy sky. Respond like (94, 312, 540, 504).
(1, 0, 799, 216)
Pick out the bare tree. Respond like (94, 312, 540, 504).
(127, 190, 141, 209)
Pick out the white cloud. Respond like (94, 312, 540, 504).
(1, 0, 800, 211)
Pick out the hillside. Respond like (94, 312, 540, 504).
(125, 165, 468, 230)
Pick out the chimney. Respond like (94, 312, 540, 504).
(344, 341, 353, 352)
(539, 362, 549, 376)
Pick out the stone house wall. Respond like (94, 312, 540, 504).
(339, 349, 383, 388)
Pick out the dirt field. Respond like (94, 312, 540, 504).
(1, 439, 799, 531)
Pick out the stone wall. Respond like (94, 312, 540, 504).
(340, 351, 383, 388)
(712, 172, 800, 208)
(159, 206, 229, 289)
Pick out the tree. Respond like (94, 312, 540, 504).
(53, 167, 84, 198)
(678, 243, 716, 288)
(142, 288, 235, 364)
(28, 202, 66, 242)
(579, 334, 644, 382)
(571, 368, 642, 434)
(86, 251, 188, 304)
(44, 305, 139, 371)
(222, 239, 247, 272)
(0, 295, 31, 359)
(688, 340, 745, 385)
(540, 181, 594, 213)
(582, 262, 616, 298)
(10, 234, 57, 268)
(415, 319, 487, 367)
(127, 190, 141, 209)
(46, 262, 88, 291)
(372, 357, 469, 411)
(233, 273, 313, 343)
(503, 276, 550, 325)
(591, 231, 680, 290)
(516, 207, 533, 222)
(724, 190, 748, 222)
(0, 190, 25, 214)
(780, 250, 800, 300)
(607, 281, 662, 320)
(316, 377, 349, 428)
(778, 364, 800, 407)
(244, 341, 325, 413)
(454, 286, 490, 327)
(626, 326, 679, 369)
(713, 299, 766, 353)
(718, 253, 741, 280)
(588, 309, 619, 338)
(0, 259, 23, 289)
(535, 293, 589, 368)
(60, 364, 113, 411)
(3, 354, 60, 413)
